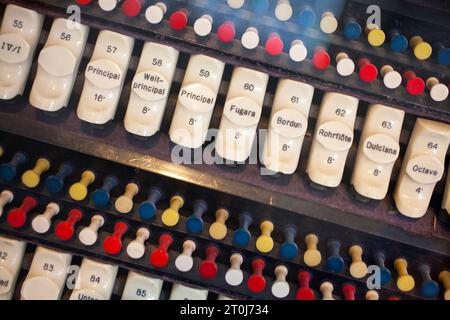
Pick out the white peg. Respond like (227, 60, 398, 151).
(0, 190, 13, 218)
(381, 65, 402, 89)
(241, 27, 260, 50)
(126, 227, 150, 259)
(175, 240, 197, 272)
(271, 265, 290, 298)
(225, 253, 244, 286)
(194, 15, 213, 37)
(31, 202, 60, 234)
(320, 281, 334, 300)
(98, 0, 121, 11)
(289, 40, 307, 62)
(427, 77, 449, 102)
(145, 2, 167, 24)
(320, 12, 338, 34)
(275, 0, 293, 21)
(336, 52, 355, 76)
(78, 215, 105, 246)
(227, 0, 245, 9)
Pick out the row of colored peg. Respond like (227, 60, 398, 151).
(75, 0, 450, 66)
(1, 190, 447, 298)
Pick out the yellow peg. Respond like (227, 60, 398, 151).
(303, 233, 322, 267)
(256, 220, 274, 253)
(115, 182, 139, 214)
(69, 170, 95, 201)
(21, 158, 50, 188)
(0, 146, 3, 158)
(349, 245, 368, 278)
(366, 23, 385, 47)
(161, 195, 184, 227)
(409, 36, 432, 60)
(438, 271, 450, 300)
(209, 208, 229, 240)
(365, 290, 379, 300)
(394, 258, 415, 292)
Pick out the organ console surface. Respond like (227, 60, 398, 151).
(0, 0, 449, 304)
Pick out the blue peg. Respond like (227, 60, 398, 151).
(298, 5, 316, 28)
(419, 264, 439, 298)
(0, 152, 28, 181)
(185, 200, 208, 234)
(436, 42, 450, 66)
(233, 213, 253, 247)
(45, 162, 74, 194)
(139, 187, 163, 220)
(343, 19, 361, 40)
(326, 239, 345, 273)
(389, 30, 408, 53)
(374, 251, 392, 285)
(91, 175, 119, 207)
(251, 0, 269, 14)
(280, 225, 298, 260)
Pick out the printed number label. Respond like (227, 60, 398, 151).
(90, 275, 101, 283)
(136, 289, 147, 297)
(106, 45, 117, 54)
(60, 33, 72, 41)
(427, 142, 438, 150)
(243, 83, 254, 92)
(43, 263, 54, 272)
(0, 251, 7, 260)
(335, 108, 346, 117)
(382, 121, 392, 129)
(13, 20, 23, 29)
(199, 69, 210, 78)
(152, 58, 162, 66)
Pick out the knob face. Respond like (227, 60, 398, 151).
(343, 22, 361, 40)
(7, 196, 38, 228)
(233, 229, 251, 247)
(247, 274, 266, 293)
(421, 280, 439, 298)
(139, 201, 157, 220)
(359, 63, 378, 82)
(186, 216, 203, 234)
(199, 261, 218, 279)
(312, 50, 330, 70)
(150, 248, 169, 268)
(265, 34, 283, 56)
(380, 267, 392, 285)
(217, 22, 235, 43)
(296, 287, 315, 300)
(280, 242, 298, 260)
(326, 256, 345, 273)
(92, 189, 111, 207)
(55, 222, 75, 241)
(46, 176, 64, 193)
(169, 10, 188, 31)
(406, 77, 425, 96)
(225, 269, 243, 286)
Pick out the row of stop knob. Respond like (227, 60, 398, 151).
(1, 190, 449, 298)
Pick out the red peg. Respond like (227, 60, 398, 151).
(218, 21, 236, 43)
(122, 0, 144, 17)
(295, 271, 315, 300)
(55, 209, 83, 241)
(312, 47, 330, 70)
(6, 196, 38, 228)
(76, 0, 92, 4)
(358, 58, 378, 82)
(169, 9, 189, 31)
(150, 234, 173, 267)
(403, 71, 425, 96)
(265, 33, 284, 56)
(199, 245, 219, 279)
(247, 258, 266, 293)
(342, 283, 356, 300)
(387, 296, 400, 300)
(103, 221, 128, 254)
